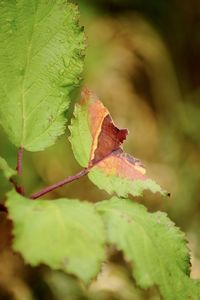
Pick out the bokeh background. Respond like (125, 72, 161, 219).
(0, 0, 200, 299)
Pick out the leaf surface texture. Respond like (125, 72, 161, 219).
(96, 197, 200, 300)
(6, 190, 106, 283)
(0, 0, 85, 151)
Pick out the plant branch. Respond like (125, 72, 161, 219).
(16, 146, 23, 176)
(10, 178, 23, 194)
(29, 150, 119, 200)
(30, 168, 89, 199)
(16, 146, 24, 195)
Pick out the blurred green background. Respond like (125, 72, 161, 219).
(0, 0, 200, 299)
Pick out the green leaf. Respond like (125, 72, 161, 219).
(0, 156, 16, 180)
(0, 0, 85, 151)
(69, 98, 92, 167)
(96, 197, 200, 300)
(88, 167, 165, 197)
(6, 190, 106, 283)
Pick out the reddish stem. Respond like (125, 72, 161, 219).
(16, 146, 23, 176)
(29, 150, 118, 200)
(30, 168, 89, 199)
(16, 146, 24, 195)
(9, 178, 22, 194)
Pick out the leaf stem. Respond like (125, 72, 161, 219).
(16, 146, 24, 195)
(10, 178, 23, 195)
(30, 168, 89, 199)
(29, 150, 118, 200)
(16, 146, 23, 176)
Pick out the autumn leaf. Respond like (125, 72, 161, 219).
(86, 92, 128, 166)
(70, 89, 167, 197)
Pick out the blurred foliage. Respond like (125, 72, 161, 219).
(0, 0, 199, 299)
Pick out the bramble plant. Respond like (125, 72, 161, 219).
(0, 1, 199, 299)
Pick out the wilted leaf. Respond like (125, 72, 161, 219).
(96, 197, 200, 300)
(6, 190, 106, 283)
(0, 0, 85, 151)
(70, 89, 166, 196)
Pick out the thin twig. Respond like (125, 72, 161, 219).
(9, 178, 22, 194)
(16, 146, 23, 176)
(29, 150, 119, 200)
(30, 168, 89, 199)
(16, 146, 24, 195)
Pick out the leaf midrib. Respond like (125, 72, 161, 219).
(20, 2, 38, 144)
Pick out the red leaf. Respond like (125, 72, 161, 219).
(82, 89, 128, 166)
(92, 115, 128, 165)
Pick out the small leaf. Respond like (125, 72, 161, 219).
(6, 190, 106, 283)
(69, 89, 167, 197)
(96, 197, 200, 300)
(0, 156, 16, 180)
(0, 0, 85, 151)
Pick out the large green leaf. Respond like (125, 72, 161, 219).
(6, 190, 106, 283)
(0, 0, 85, 151)
(96, 197, 200, 300)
